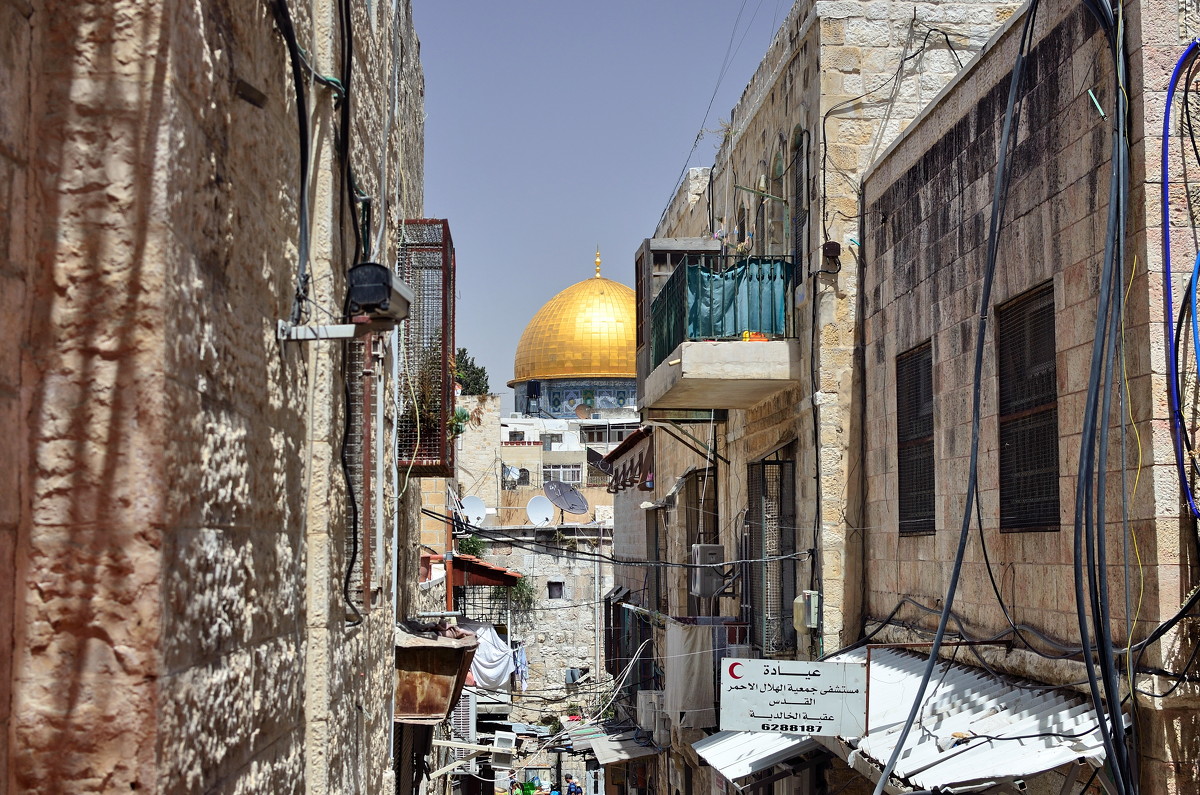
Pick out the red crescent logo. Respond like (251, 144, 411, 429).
(729, 662, 744, 679)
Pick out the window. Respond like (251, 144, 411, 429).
(998, 284, 1059, 531)
(518, 468, 530, 486)
(508, 430, 525, 442)
(584, 426, 635, 444)
(747, 457, 796, 654)
(541, 433, 562, 450)
(681, 468, 717, 615)
(896, 343, 935, 535)
(548, 581, 565, 599)
(542, 464, 582, 485)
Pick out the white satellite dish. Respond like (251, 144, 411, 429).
(526, 495, 555, 527)
(461, 495, 487, 526)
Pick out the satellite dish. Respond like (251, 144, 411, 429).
(526, 495, 555, 526)
(461, 495, 487, 526)
(575, 404, 592, 420)
(544, 480, 590, 515)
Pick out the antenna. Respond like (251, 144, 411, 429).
(526, 495, 555, 526)
(544, 480, 590, 515)
(461, 496, 487, 526)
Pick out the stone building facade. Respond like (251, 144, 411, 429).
(611, 0, 1020, 794)
(860, 0, 1200, 789)
(611, 0, 1200, 792)
(2, 0, 433, 793)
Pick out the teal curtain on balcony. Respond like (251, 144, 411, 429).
(685, 259, 792, 340)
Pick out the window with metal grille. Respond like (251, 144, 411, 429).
(897, 342, 935, 535)
(746, 459, 796, 655)
(653, 510, 668, 614)
(998, 284, 1060, 532)
(682, 468, 717, 615)
(508, 430, 525, 442)
(396, 219, 455, 476)
(791, 136, 809, 263)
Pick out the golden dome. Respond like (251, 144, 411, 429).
(508, 259, 636, 386)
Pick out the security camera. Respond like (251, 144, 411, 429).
(346, 262, 415, 325)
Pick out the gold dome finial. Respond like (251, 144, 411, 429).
(595, 247, 602, 277)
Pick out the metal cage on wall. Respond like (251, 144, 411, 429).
(396, 219, 456, 476)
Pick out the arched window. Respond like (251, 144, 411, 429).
(769, 152, 787, 255)
(790, 126, 810, 266)
(518, 468, 530, 486)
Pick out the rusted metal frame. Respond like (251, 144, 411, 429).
(361, 331, 373, 612)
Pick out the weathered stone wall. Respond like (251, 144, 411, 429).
(861, 0, 1199, 789)
(481, 533, 613, 726)
(5, 0, 425, 792)
(457, 394, 503, 512)
(650, 0, 1017, 658)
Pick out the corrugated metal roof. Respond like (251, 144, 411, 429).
(822, 647, 1120, 793)
(591, 732, 660, 766)
(564, 720, 659, 765)
(692, 731, 820, 782)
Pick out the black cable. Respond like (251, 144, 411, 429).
(868, 6, 1040, 791)
(336, 0, 361, 269)
(341, 343, 363, 626)
(269, 0, 313, 326)
(425, 509, 812, 569)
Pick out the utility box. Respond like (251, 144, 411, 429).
(793, 589, 820, 634)
(689, 544, 724, 598)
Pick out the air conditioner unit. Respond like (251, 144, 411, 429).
(491, 730, 517, 770)
(636, 690, 663, 732)
(689, 544, 724, 598)
(449, 689, 478, 774)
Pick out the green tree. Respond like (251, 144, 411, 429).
(455, 347, 489, 395)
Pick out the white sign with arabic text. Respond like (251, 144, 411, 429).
(719, 658, 867, 737)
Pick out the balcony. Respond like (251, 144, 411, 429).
(642, 256, 800, 410)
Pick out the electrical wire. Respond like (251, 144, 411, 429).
(427, 508, 812, 569)
(1162, 39, 1200, 518)
(269, 0, 313, 326)
(868, 6, 1041, 792)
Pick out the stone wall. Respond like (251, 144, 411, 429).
(4, 0, 425, 792)
(480, 533, 613, 727)
(861, 0, 1199, 789)
(649, 0, 1017, 658)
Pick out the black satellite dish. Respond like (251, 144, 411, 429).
(544, 480, 590, 515)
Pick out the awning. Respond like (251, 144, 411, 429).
(819, 647, 1123, 793)
(449, 553, 523, 587)
(693, 731, 821, 782)
(591, 731, 661, 766)
(565, 720, 661, 765)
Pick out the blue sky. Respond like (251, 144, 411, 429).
(414, 1, 789, 407)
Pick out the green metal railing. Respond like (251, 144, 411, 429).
(650, 255, 795, 370)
